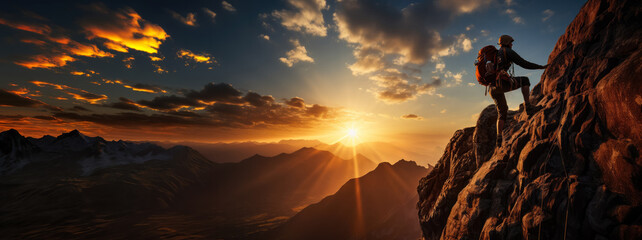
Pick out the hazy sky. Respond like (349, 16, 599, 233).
(0, 0, 585, 162)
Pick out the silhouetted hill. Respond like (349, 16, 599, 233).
(316, 141, 431, 164)
(271, 160, 429, 240)
(0, 130, 377, 239)
(418, 0, 642, 239)
(178, 147, 377, 218)
(153, 139, 323, 163)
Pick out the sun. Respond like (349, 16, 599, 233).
(347, 128, 358, 137)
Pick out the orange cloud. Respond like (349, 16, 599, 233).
(170, 11, 197, 26)
(14, 54, 76, 69)
(63, 42, 114, 58)
(30, 80, 107, 104)
(0, 18, 50, 35)
(177, 49, 214, 64)
(81, 4, 169, 54)
(149, 56, 163, 61)
(1, 16, 114, 69)
(20, 38, 47, 46)
(103, 79, 167, 93)
(65, 92, 108, 104)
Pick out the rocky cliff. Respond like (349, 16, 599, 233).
(417, 0, 642, 239)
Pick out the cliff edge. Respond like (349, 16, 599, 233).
(417, 0, 641, 239)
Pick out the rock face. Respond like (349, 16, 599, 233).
(417, 0, 642, 239)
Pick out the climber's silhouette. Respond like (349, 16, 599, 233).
(491, 35, 547, 147)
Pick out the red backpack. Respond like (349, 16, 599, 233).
(474, 45, 498, 86)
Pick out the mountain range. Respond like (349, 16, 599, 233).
(0, 129, 428, 239)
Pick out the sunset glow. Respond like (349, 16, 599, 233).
(0, 0, 584, 166)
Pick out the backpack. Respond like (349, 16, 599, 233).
(474, 45, 499, 86)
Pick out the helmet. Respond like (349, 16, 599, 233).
(498, 35, 514, 45)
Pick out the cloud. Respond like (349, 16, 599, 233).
(170, 11, 197, 26)
(14, 54, 76, 69)
(80, 3, 169, 54)
(334, 0, 450, 65)
(52, 82, 337, 129)
(504, 8, 524, 24)
(370, 71, 442, 103)
(279, 39, 314, 67)
(259, 34, 270, 41)
(104, 97, 143, 111)
(102, 79, 167, 93)
(285, 97, 305, 108)
(542, 9, 554, 22)
(0, 18, 51, 35)
(440, 109, 447, 114)
(512, 16, 524, 24)
(348, 48, 385, 75)
(123, 56, 134, 68)
(203, 8, 217, 22)
(185, 82, 244, 104)
(0, 89, 47, 108)
(177, 49, 215, 65)
(243, 92, 275, 107)
(69, 105, 91, 112)
(30, 80, 107, 104)
(333, 0, 488, 103)
(271, 0, 327, 36)
(65, 92, 108, 104)
(437, 0, 493, 14)
(305, 104, 329, 118)
(0, 16, 115, 69)
(138, 95, 204, 111)
(401, 114, 423, 120)
(444, 70, 466, 86)
(149, 56, 163, 61)
(222, 1, 236, 12)
(435, 63, 445, 72)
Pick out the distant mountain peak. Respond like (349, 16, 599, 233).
(0, 128, 25, 139)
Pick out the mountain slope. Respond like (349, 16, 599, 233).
(178, 147, 377, 217)
(0, 130, 216, 239)
(153, 139, 323, 163)
(418, 0, 642, 239)
(273, 160, 429, 240)
(0, 130, 376, 239)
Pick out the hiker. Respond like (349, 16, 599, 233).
(491, 35, 547, 147)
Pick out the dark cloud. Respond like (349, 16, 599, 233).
(243, 92, 275, 107)
(306, 104, 329, 118)
(33, 82, 338, 130)
(69, 106, 92, 112)
(0, 89, 45, 107)
(186, 83, 243, 103)
(33, 115, 56, 120)
(137, 95, 203, 111)
(401, 114, 423, 120)
(105, 97, 142, 111)
(53, 112, 218, 128)
(335, 0, 451, 65)
(285, 97, 305, 108)
(334, 0, 487, 103)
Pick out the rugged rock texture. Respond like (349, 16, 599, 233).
(418, 0, 642, 239)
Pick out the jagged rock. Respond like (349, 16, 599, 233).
(418, 0, 642, 239)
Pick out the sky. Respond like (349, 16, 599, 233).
(0, 0, 586, 164)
